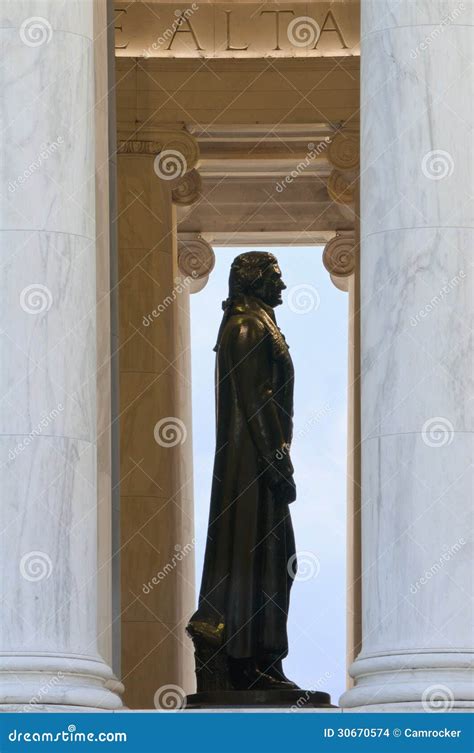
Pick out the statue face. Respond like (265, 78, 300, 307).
(256, 262, 286, 307)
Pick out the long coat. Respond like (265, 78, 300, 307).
(189, 295, 297, 660)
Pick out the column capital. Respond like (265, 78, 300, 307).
(172, 169, 202, 205)
(117, 126, 200, 174)
(328, 129, 360, 171)
(178, 234, 215, 293)
(326, 124, 359, 211)
(327, 169, 355, 204)
(323, 231, 356, 291)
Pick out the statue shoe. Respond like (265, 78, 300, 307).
(249, 670, 297, 691)
(258, 657, 300, 689)
(260, 667, 299, 689)
(229, 659, 288, 691)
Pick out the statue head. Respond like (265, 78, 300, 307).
(228, 251, 286, 308)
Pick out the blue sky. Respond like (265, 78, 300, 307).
(190, 245, 348, 702)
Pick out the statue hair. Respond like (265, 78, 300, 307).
(214, 252, 278, 351)
(227, 251, 278, 300)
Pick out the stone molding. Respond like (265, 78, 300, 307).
(117, 127, 200, 173)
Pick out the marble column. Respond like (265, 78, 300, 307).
(117, 131, 200, 708)
(0, 1, 122, 709)
(340, 0, 473, 711)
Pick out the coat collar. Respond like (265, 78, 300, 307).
(217, 295, 289, 356)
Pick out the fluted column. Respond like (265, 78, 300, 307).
(117, 130, 201, 708)
(0, 1, 122, 709)
(341, 0, 473, 711)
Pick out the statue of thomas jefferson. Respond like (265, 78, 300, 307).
(187, 251, 301, 697)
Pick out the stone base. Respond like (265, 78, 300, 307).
(186, 689, 333, 709)
(339, 652, 474, 711)
(343, 702, 474, 713)
(0, 654, 124, 711)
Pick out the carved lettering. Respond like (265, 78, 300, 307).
(114, 5, 354, 55)
(166, 11, 204, 50)
(224, 11, 249, 51)
(260, 10, 295, 51)
(314, 10, 348, 50)
(115, 7, 128, 50)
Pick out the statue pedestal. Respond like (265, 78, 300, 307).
(185, 689, 333, 709)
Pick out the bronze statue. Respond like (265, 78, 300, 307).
(186, 252, 331, 707)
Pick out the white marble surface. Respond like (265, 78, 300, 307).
(0, 230, 96, 441)
(0, 30, 94, 238)
(1, 437, 97, 652)
(342, 0, 474, 711)
(0, 0, 122, 710)
(361, 228, 473, 439)
(363, 0, 474, 32)
(360, 434, 473, 654)
(0, 1, 94, 39)
(361, 26, 473, 237)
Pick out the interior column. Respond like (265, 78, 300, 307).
(117, 132, 200, 708)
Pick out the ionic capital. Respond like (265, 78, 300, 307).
(323, 232, 356, 291)
(178, 235, 215, 293)
(328, 129, 359, 171)
(327, 169, 355, 205)
(117, 127, 200, 174)
(172, 169, 202, 206)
